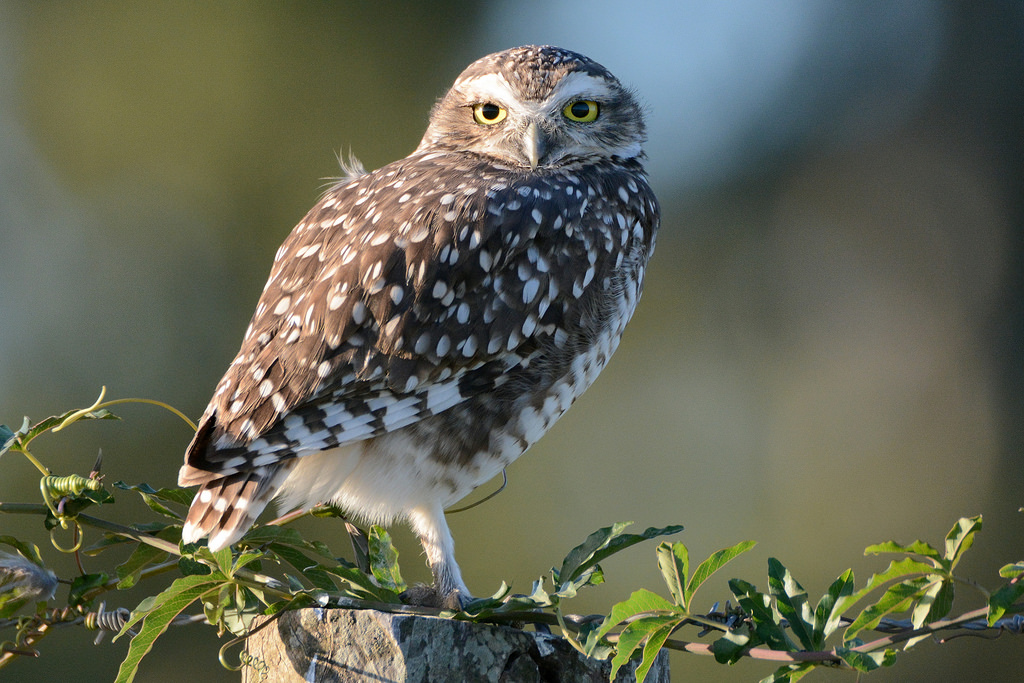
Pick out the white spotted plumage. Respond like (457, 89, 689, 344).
(179, 45, 659, 608)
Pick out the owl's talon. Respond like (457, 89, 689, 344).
(401, 584, 473, 611)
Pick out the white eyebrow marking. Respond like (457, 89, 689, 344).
(459, 71, 615, 114)
(456, 73, 518, 105)
(547, 71, 615, 107)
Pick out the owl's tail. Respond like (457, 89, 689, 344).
(180, 465, 292, 552)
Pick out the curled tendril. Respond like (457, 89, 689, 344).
(52, 386, 198, 434)
(40, 474, 102, 521)
(237, 651, 269, 681)
(217, 633, 256, 672)
(217, 602, 295, 672)
(446, 468, 507, 513)
(220, 642, 269, 679)
(51, 386, 107, 433)
(48, 519, 83, 553)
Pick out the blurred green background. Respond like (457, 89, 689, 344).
(1, 2, 1022, 681)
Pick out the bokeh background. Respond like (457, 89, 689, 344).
(2, 2, 1022, 681)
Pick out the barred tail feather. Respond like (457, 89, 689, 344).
(180, 464, 292, 551)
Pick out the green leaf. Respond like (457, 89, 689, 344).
(844, 577, 930, 643)
(656, 542, 688, 609)
(607, 622, 648, 680)
(943, 515, 982, 568)
(264, 592, 315, 616)
(711, 627, 750, 664)
(608, 615, 680, 681)
(579, 618, 614, 661)
(556, 523, 683, 586)
(19, 408, 120, 449)
(232, 550, 265, 575)
(177, 556, 211, 576)
(116, 543, 168, 590)
(269, 544, 337, 592)
(593, 588, 679, 646)
(68, 573, 109, 607)
(284, 574, 305, 592)
(552, 563, 604, 600)
(999, 562, 1024, 579)
(307, 539, 335, 559)
(0, 595, 29, 619)
(203, 584, 229, 629)
(864, 540, 942, 563)
(462, 581, 559, 620)
(813, 568, 854, 645)
(460, 582, 514, 617)
(767, 558, 815, 650)
(219, 584, 262, 636)
(686, 540, 756, 609)
(240, 525, 335, 559)
(729, 578, 791, 651)
(83, 533, 136, 556)
(525, 576, 553, 606)
(0, 424, 15, 456)
(987, 580, 1024, 625)
(548, 559, 606, 601)
(0, 536, 46, 567)
(835, 646, 897, 672)
(240, 525, 308, 546)
(548, 569, 582, 601)
(910, 578, 953, 629)
(114, 481, 195, 507)
(758, 663, 816, 683)
(836, 557, 939, 615)
(319, 563, 402, 603)
(367, 526, 406, 594)
(41, 487, 114, 527)
(114, 574, 225, 683)
(211, 546, 234, 577)
(115, 572, 227, 641)
(636, 619, 677, 683)
(460, 576, 553, 618)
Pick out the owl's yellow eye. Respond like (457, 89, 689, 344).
(562, 100, 599, 123)
(473, 102, 507, 125)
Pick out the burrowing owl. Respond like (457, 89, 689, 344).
(179, 45, 659, 608)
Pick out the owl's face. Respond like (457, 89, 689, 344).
(418, 46, 646, 170)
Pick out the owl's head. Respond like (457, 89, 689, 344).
(418, 45, 646, 170)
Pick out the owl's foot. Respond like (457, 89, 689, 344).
(401, 583, 473, 610)
(407, 505, 474, 610)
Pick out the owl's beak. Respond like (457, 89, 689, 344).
(523, 121, 546, 169)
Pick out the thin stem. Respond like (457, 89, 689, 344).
(953, 576, 991, 601)
(555, 606, 588, 655)
(851, 606, 990, 652)
(610, 633, 843, 664)
(48, 387, 198, 434)
(76, 512, 180, 555)
(13, 448, 50, 477)
(80, 560, 181, 603)
(0, 503, 288, 597)
(266, 508, 313, 526)
(49, 386, 107, 434)
(88, 398, 197, 432)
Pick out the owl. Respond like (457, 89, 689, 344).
(179, 45, 659, 608)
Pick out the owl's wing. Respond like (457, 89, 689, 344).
(180, 152, 657, 483)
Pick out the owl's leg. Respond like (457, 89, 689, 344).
(406, 504, 472, 609)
